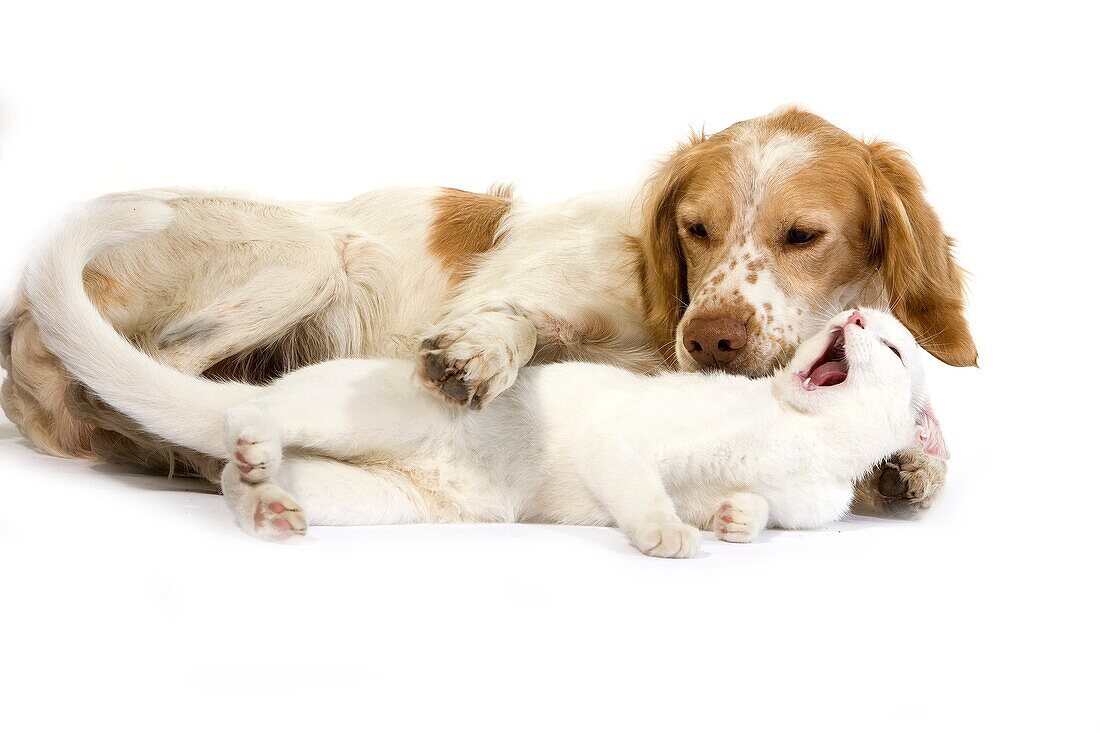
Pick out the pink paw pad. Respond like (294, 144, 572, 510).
(234, 451, 253, 473)
(252, 500, 297, 534)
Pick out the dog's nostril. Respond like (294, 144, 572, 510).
(687, 340, 702, 352)
(717, 339, 735, 352)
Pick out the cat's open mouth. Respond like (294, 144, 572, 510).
(799, 328, 849, 391)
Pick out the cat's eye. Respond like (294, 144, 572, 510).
(785, 227, 817, 245)
(885, 342, 903, 362)
(687, 223, 709, 239)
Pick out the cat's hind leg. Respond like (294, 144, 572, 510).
(220, 405, 305, 542)
(222, 452, 437, 541)
(225, 358, 454, 462)
(278, 457, 430, 526)
(225, 404, 283, 483)
(217, 368, 443, 540)
(221, 461, 308, 542)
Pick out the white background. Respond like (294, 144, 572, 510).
(1, 2, 1097, 730)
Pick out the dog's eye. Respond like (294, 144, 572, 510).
(785, 227, 817, 245)
(687, 223, 709, 239)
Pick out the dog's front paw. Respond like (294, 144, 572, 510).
(628, 516, 700, 559)
(713, 492, 768, 543)
(419, 314, 531, 409)
(855, 447, 946, 518)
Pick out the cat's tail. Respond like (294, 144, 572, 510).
(24, 195, 260, 457)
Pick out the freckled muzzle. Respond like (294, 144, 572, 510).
(678, 306, 793, 377)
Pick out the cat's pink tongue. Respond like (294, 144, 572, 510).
(809, 361, 847, 387)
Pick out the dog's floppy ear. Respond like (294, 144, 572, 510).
(867, 141, 978, 367)
(638, 139, 696, 363)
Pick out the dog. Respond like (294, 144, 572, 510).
(25, 197, 945, 552)
(1, 107, 976, 516)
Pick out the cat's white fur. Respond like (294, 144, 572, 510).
(26, 198, 944, 555)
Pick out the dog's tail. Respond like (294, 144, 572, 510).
(24, 196, 259, 457)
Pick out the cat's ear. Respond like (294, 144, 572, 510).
(916, 403, 949, 460)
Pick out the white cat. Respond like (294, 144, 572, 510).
(25, 198, 948, 557)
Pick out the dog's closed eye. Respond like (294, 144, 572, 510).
(687, 223, 709, 240)
(785, 227, 818, 245)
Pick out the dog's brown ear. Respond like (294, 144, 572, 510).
(638, 137, 702, 362)
(867, 141, 978, 367)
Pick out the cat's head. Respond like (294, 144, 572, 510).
(775, 307, 948, 460)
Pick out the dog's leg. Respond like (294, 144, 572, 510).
(154, 267, 347, 374)
(572, 435, 700, 558)
(418, 302, 537, 409)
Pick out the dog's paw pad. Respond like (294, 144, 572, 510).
(875, 448, 946, 516)
(418, 325, 518, 409)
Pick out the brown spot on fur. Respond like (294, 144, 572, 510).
(429, 185, 514, 285)
(82, 269, 126, 308)
(706, 270, 728, 287)
(746, 272, 758, 284)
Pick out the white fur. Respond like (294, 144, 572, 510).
(215, 307, 931, 552)
(23, 202, 932, 554)
(23, 197, 261, 455)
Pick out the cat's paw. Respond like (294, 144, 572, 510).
(235, 483, 307, 543)
(418, 310, 534, 410)
(224, 410, 282, 483)
(629, 517, 700, 559)
(713, 492, 769, 543)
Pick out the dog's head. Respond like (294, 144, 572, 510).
(639, 107, 977, 377)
